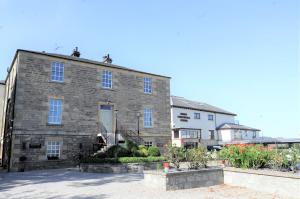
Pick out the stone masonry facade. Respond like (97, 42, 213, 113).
(1, 50, 171, 171)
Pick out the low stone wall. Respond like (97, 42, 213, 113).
(224, 167, 300, 199)
(80, 162, 161, 173)
(144, 167, 224, 191)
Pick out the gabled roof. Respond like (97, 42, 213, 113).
(13, 49, 171, 79)
(171, 96, 237, 116)
(217, 123, 260, 131)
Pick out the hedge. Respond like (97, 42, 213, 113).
(81, 156, 166, 164)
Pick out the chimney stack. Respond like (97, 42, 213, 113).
(71, 47, 80, 57)
(103, 54, 112, 64)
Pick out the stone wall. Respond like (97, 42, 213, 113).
(144, 168, 224, 190)
(8, 50, 171, 171)
(224, 167, 300, 199)
(80, 162, 161, 173)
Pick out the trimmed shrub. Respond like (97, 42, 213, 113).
(148, 146, 160, 157)
(81, 156, 166, 164)
(136, 145, 149, 157)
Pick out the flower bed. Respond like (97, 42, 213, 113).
(219, 144, 300, 172)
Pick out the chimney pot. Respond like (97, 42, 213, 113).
(71, 47, 80, 57)
(103, 54, 112, 63)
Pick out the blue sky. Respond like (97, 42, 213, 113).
(0, 0, 299, 138)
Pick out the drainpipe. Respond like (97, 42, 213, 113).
(214, 113, 218, 143)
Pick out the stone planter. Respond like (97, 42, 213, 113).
(80, 162, 161, 173)
(144, 167, 224, 191)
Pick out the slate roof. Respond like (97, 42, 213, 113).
(217, 123, 260, 131)
(171, 96, 237, 116)
(16, 49, 171, 79)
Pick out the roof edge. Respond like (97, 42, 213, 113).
(16, 49, 171, 79)
(171, 105, 237, 116)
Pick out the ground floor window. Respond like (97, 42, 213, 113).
(209, 130, 215, 140)
(184, 142, 198, 149)
(181, 129, 201, 139)
(173, 130, 179, 138)
(47, 141, 60, 159)
(144, 141, 153, 147)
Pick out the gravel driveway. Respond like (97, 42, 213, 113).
(0, 169, 285, 199)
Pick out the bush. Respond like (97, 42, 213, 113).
(93, 152, 107, 158)
(220, 145, 273, 169)
(148, 146, 161, 157)
(81, 156, 166, 164)
(165, 144, 185, 169)
(124, 139, 138, 153)
(106, 145, 131, 158)
(186, 146, 208, 169)
(136, 145, 149, 157)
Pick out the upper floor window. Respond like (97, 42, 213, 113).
(194, 113, 200, 119)
(144, 108, 153, 128)
(102, 70, 112, 89)
(51, 62, 64, 82)
(144, 77, 152, 94)
(208, 114, 214, 121)
(48, 98, 63, 124)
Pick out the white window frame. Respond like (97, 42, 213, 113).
(180, 130, 200, 139)
(47, 141, 60, 158)
(51, 62, 64, 82)
(144, 77, 152, 94)
(101, 70, 112, 89)
(208, 114, 214, 121)
(144, 108, 153, 128)
(48, 98, 63, 124)
(144, 141, 153, 147)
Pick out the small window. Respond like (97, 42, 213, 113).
(51, 62, 64, 82)
(144, 108, 153, 128)
(144, 141, 153, 147)
(48, 98, 63, 124)
(102, 70, 112, 89)
(208, 114, 214, 121)
(173, 130, 179, 138)
(194, 113, 200, 119)
(209, 130, 215, 140)
(47, 141, 60, 158)
(144, 77, 152, 94)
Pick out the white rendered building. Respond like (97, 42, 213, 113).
(170, 96, 260, 148)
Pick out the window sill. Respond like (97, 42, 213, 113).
(100, 87, 116, 92)
(46, 123, 64, 127)
(49, 80, 65, 84)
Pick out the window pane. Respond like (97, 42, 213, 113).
(48, 99, 63, 124)
(102, 70, 112, 89)
(51, 62, 64, 82)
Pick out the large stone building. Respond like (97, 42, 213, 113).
(0, 49, 171, 171)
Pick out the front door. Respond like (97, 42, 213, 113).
(99, 105, 114, 146)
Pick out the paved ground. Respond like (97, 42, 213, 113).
(0, 169, 286, 199)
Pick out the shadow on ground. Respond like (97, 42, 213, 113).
(0, 169, 143, 193)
